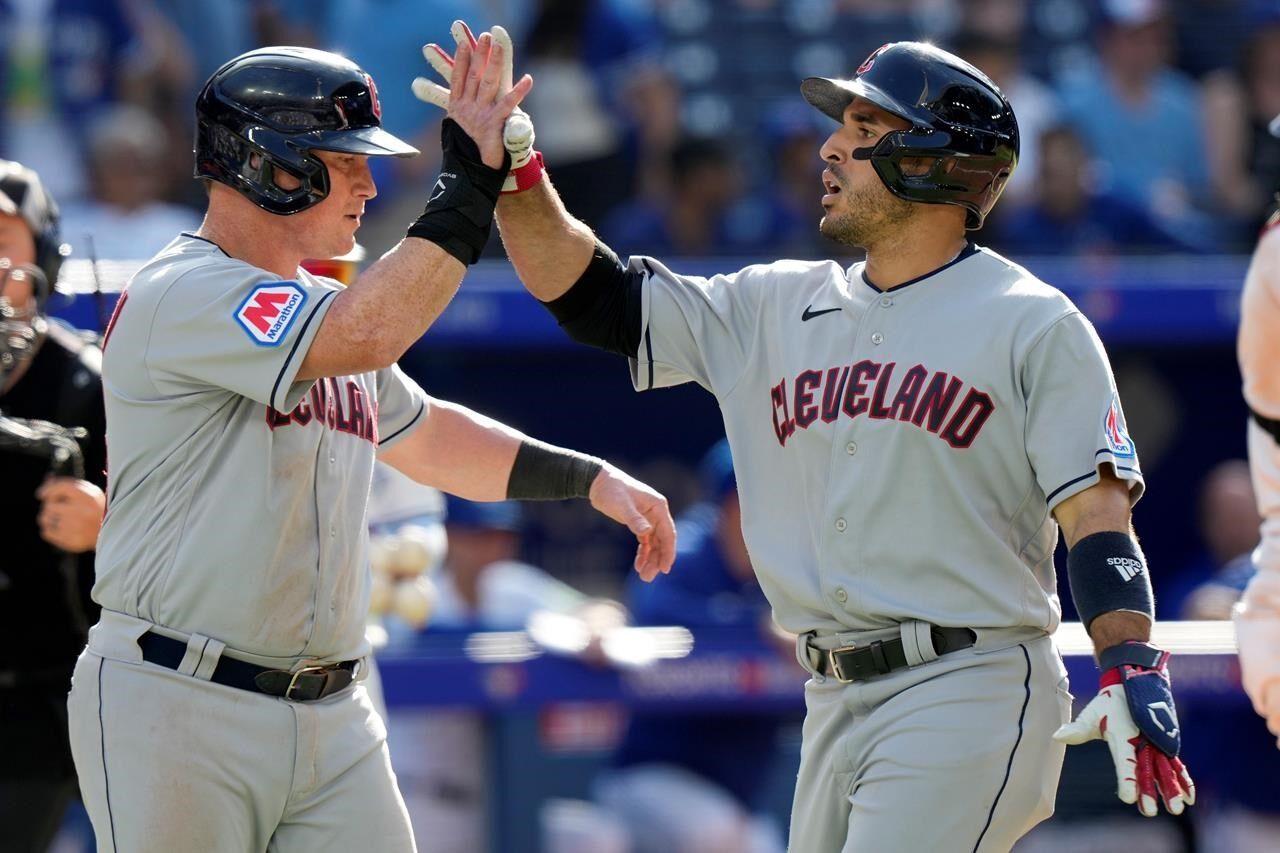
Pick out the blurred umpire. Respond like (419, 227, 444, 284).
(0, 159, 106, 851)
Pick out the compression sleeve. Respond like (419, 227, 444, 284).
(540, 241, 644, 357)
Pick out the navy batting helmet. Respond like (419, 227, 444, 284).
(801, 42, 1019, 230)
(195, 47, 419, 215)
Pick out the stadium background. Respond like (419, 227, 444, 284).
(4, 0, 1277, 850)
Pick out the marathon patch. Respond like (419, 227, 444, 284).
(1103, 394, 1136, 458)
(235, 282, 307, 346)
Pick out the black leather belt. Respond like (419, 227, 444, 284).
(810, 626, 977, 683)
(138, 631, 358, 702)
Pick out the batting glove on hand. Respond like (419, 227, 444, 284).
(1054, 642, 1195, 817)
(413, 21, 541, 191)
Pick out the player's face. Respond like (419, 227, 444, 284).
(0, 212, 38, 313)
(288, 151, 376, 259)
(817, 100, 918, 247)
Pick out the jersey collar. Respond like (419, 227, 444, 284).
(179, 231, 231, 257)
(859, 241, 979, 294)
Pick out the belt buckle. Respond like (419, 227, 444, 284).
(285, 665, 330, 701)
(827, 644, 858, 683)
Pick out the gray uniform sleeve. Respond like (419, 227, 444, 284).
(1023, 311, 1144, 511)
(627, 256, 760, 395)
(376, 363, 429, 449)
(146, 265, 337, 411)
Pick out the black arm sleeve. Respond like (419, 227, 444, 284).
(540, 241, 644, 357)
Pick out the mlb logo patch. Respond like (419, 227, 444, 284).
(1103, 395, 1136, 458)
(235, 282, 307, 346)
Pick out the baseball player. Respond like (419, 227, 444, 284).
(419, 32, 1196, 850)
(66, 42, 675, 852)
(0, 159, 106, 853)
(1234, 116, 1280, 745)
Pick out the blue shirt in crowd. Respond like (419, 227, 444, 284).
(612, 502, 784, 808)
(1059, 66, 1207, 217)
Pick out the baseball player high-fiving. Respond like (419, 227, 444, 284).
(66, 40, 675, 853)
(419, 33, 1194, 850)
(1234, 116, 1280, 747)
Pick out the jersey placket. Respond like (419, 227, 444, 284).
(307, 393, 343, 653)
(817, 277, 884, 620)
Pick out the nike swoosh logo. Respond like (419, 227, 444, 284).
(801, 305, 841, 322)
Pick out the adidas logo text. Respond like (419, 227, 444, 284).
(1107, 556, 1144, 582)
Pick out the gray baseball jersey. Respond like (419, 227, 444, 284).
(628, 243, 1142, 635)
(94, 234, 427, 663)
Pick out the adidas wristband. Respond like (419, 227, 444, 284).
(407, 119, 508, 265)
(1066, 531, 1154, 631)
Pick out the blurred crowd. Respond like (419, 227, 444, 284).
(4, 0, 1280, 267)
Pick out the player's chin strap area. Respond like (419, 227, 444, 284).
(137, 631, 359, 702)
(799, 621, 977, 683)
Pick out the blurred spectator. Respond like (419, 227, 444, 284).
(0, 160, 105, 853)
(992, 125, 1199, 256)
(1180, 493, 1280, 851)
(950, 30, 1061, 208)
(386, 493, 625, 853)
(46, 0, 195, 210)
(603, 135, 791, 257)
(49, 0, 192, 142)
(1058, 0, 1217, 241)
(745, 101, 834, 259)
(588, 440, 789, 853)
(1170, 0, 1253, 79)
(430, 497, 613, 629)
(1203, 19, 1280, 239)
(59, 105, 200, 261)
(1163, 460, 1262, 620)
(151, 0, 337, 90)
(519, 0, 676, 227)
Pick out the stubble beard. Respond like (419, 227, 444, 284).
(819, 178, 917, 248)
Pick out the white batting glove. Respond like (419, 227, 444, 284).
(412, 23, 537, 173)
(1053, 646, 1196, 817)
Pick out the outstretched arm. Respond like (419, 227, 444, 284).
(496, 176, 597, 302)
(299, 28, 532, 380)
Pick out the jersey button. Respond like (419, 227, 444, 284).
(880, 296, 893, 308)
(329, 455, 336, 464)
(834, 517, 847, 533)
(329, 525, 336, 538)
(845, 441, 857, 455)
(834, 587, 848, 604)
(871, 332, 884, 345)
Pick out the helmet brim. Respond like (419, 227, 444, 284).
(801, 77, 921, 128)
(307, 125, 419, 158)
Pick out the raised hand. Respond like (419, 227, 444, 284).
(413, 22, 535, 172)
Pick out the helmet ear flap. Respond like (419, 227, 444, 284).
(197, 120, 330, 215)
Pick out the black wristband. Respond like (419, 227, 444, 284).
(406, 119, 509, 265)
(1097, 641, 1165, 671)
(506, 438, 604, 501)
(1066, 531, 1155, 631)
